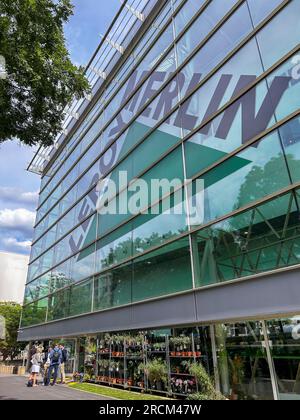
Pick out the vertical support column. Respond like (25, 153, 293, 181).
(25, 341, 33, 373)
(144, 334, 148, 393)
(74, 338, 80, 373)
(191, 332, 199, 393)
(261, 320, 279, 400)
(214, 324, 231, 396)
(190, 233, 201, 288)
(166, 335, 171, 395)
(123, 337, 127, 387)
(96, 336, 99, 379)
(210, 324, 221, 393)
(91, 276, 95, 313)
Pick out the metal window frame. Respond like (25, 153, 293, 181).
(20, 262, 300, 346)
(33, 0, 290, 239)
(25, 181, 300, 301)
(28, 43, 300, 268)
(27, 107, 300, 282)
(37, 0, 185, 198)
(34, 0, 239, 217)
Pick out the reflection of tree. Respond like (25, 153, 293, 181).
(230, 154, 300, 241)
(26, 272, 70, 302)
(69, 281, 92, 317)
(26, 281, 49, 303)
(95, 228, 187, 309)
(22, 301, 47, 327)
(235, 154, 294, 212)
(48, 287, 69, 321)
(196, 155, 300, 285)
(100, 229, 186, 268)
(50, 271, 71, 293)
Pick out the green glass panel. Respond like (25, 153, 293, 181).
(94, 264, 132, 311)
(132, 193, 188, 256)
(21, 298, 48, 327)
(70, 243, 96, 283)
(193, 191, 300, 287)
(191, 131, 291, 226)
(24, 274, 50, 304)
(96, 223, 133, 273)
(107, 124, 182, 205)
(47, 288, 70, 321)
(69, 279, 93, 317)
(280, 116, 300, 184)
(50, 260, 71, 293)
(97, 146, 184, 237)
(132, 237, 193, 302)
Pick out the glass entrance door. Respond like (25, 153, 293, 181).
(214, 321, 274, 400)
(265, 316, 300, 400)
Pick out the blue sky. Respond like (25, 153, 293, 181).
(0, 0, 120, 255)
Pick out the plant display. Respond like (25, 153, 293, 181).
(187, 362, 226, 400)
(187, 391, 226, 400)
(229, 354, 245, 399)
(170, 336, 191, 349)
(145, 359, 168, 390)
(171, 377, 196, 395)
(81, 329, 220, 399)
(98, 359, 109, 370)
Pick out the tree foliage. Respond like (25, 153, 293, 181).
(0, 0, 89, 146)
(0, 302, 25, 360)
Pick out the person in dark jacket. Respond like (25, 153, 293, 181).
(43, 346, 52, 385)
(45, 344, 62, 386)
(59, 344, 68, 384)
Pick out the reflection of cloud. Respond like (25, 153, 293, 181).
(0, 187, 38, 206)
(0, 208, 35, 231)
(2, 237, 32, 252)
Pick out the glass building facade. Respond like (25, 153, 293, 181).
(19, 0, 300, 400)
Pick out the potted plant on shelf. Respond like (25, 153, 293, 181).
(187, 362, 226, 400)
(182, 336, 191, 350)
(145, 359, 168, 391)
(127, 378, 133, 387)
(153, 343, 162, 352)
(229, 355, 245, 400)
(170, 336, 192, 355)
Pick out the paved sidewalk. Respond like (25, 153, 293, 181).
(0, 375, 114, 400)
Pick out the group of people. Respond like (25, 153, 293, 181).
(28, 343, 68, 387)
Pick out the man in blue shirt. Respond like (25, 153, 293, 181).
(45, 344, 62, 386)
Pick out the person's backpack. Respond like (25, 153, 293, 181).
(52, 349, 60, 363)
(26, 379, 33, 387)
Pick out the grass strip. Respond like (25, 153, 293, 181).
(68, 382, 171, 400)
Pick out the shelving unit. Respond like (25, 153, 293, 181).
(82, 327, 213, 398)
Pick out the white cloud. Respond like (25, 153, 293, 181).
(2, 237, 32, 251)
(19, 190, 39, 203)
(0, 187, 39, 205)
(0, 208, 35, 231)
